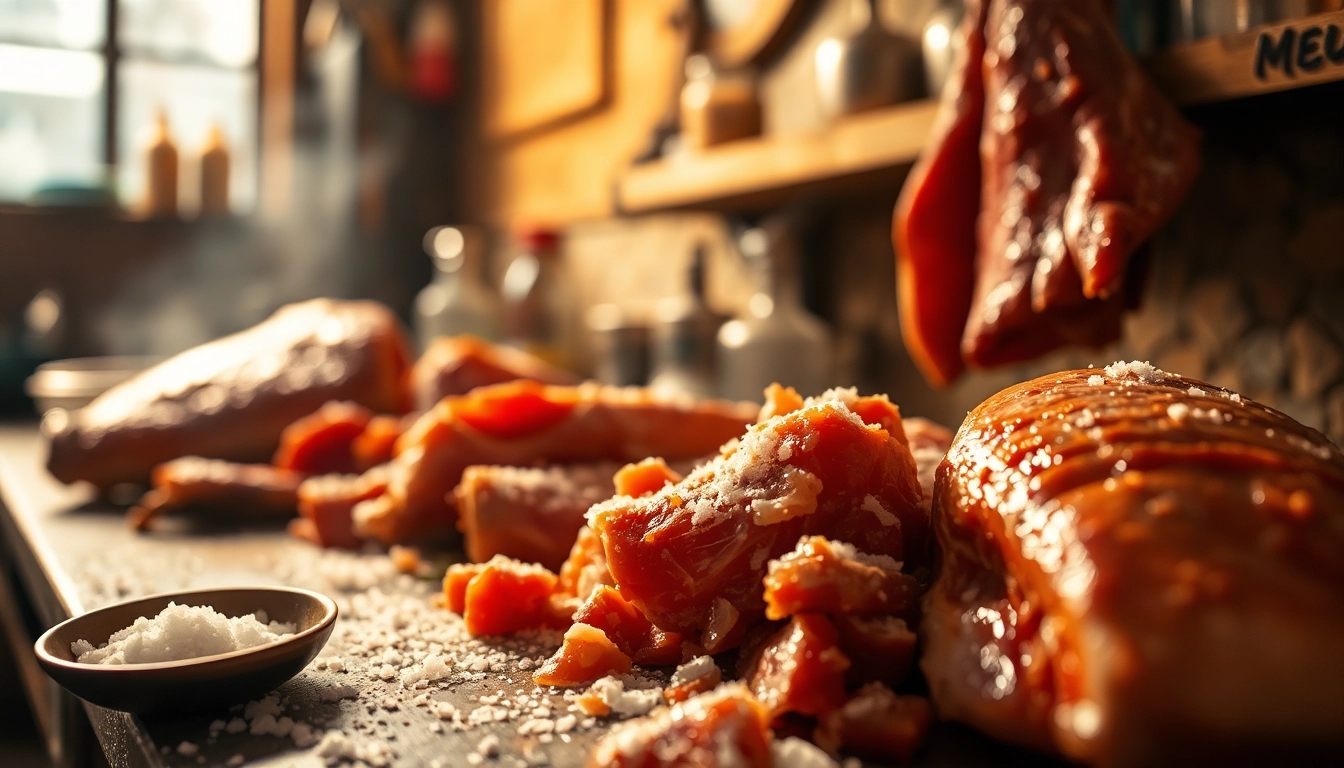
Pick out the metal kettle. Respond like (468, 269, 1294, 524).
(815, 0, 926, 119)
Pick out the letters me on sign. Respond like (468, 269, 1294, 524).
(1256, 23, 1344, 79)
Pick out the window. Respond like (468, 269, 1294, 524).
(0, 0, 260, 213)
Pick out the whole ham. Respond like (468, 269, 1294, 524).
(894, 0, 1199, 383)
(924, 363, 1344, 766)
(46, 299, 412, 489)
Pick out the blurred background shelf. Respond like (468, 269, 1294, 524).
(1147, 8, 1344, 105)
(616, 98, 939, 214)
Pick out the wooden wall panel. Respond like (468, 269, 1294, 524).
(471, 0, 688, 228)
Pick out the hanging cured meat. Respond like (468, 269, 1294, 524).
(894, 0, 1200, 383)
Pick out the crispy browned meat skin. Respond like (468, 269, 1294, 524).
(962, 0, 1199, 367)
(411, 335, 578, 410)
(127, 457, 303, 531)
(45, 299, 412, 489)
(924, 366, 1344, 766)
(454, 463, 620, 571)
(350, 382, 758, 546)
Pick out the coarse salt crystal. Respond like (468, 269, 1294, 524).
(772, 736, 839, 768)
(586, 676, 662, 717)
(1103, 360, 1165, 384)
(1188, 386, 1206, 396)
(1167, 403, 1190, 422)
(1087, 374, 1104, 386)
(670, 656, 717, 687)
(244, 695, 283, 720)
(861, 495, 900, 527)
(72, 603, 295, 665)
(176, 741, 198, 756)
(476, 734, 501, 757)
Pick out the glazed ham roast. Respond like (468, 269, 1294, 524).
(924, 363, 1344, 765)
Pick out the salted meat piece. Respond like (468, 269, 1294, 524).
(289, 467, 390, 550)
(557, 526, 615, 604)
(45, 299, 412, 489)
(572, 586, 684, 668)
(744, 614, 850, 720)
(892, 0, 986, 386)
(925, 364, 1344, 765)
(833, 614, 917, 690)
(589, 389, 926, 642)
(349, 381, 756, 546)
(453, 554, 560, 636)
(454, 463, 620, 572)
(273, 401, 373, 475)
(126, 457, 303, 531)
(351, 414, 406, 471)
(664, 656, 722, 704)
(762, 536, 918, 620)
(586, 683, 772, 768)
(533, 623, 632, 687)
(814, 684, 932, 762)
(612, 457, 684, 497)
(962, 0, 1200, 367)
(411, 335, 578, 410)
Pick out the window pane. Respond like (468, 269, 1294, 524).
(0, 0, 106, 50)
(118, 0, 258, 67)
(0, 45, 105, 202)
(118, 59, 256, 213)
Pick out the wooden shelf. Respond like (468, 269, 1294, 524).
(615, 98, 939, 214)
(617, 10, 1344, 215)
(1147, 9, 1344, 105)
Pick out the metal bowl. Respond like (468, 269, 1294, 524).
(25, 356, 163, 413)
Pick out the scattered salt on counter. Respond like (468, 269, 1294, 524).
(71, 603, 295, 665)
(585, 675, 663, 717)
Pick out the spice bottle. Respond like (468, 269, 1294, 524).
(414, 226, 501, 352)
(649, 245, 720, 399)
(199, 123, 230, 217)
(501, 227, 573, 369)
(717, 227, 832, 402)
(144, 110, 178, 218)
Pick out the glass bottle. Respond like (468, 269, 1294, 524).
(717, 227, 832, 402)
(144, 110, 178, 218)
(649, 245, 720, 399)
(414, 225, 501, 352)
(501, 226, 572, 369)
(199, 122, 230, 216)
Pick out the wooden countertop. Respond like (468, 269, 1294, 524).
(0, 426, 1050, 768)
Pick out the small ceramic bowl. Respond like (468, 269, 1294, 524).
(35, 587, 337, 715)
